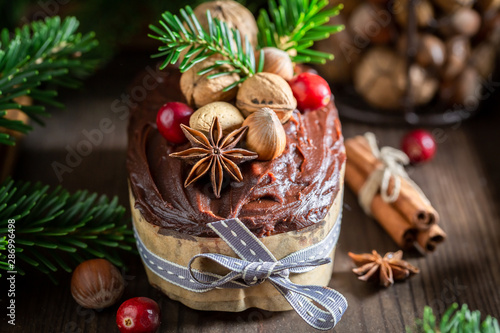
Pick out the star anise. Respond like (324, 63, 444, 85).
(348, 250, 419, 287)
(169, 117, 258, 198)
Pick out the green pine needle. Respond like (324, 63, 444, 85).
(0, 179, 136, 283)
(257, 0, 344, 64)
(0, 16, 99, 146)
(408, 303, 500, 333)
(149, 5, 259, 87)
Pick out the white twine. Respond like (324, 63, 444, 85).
(358, 132, 431, 215)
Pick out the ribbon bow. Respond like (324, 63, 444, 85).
(134, 215, 347, 331)
(358, 132, 430, 215)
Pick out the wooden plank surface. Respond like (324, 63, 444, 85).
(2, 51, 500, 332)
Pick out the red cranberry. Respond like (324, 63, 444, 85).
(116, 297, 160, 333)
(288, 72, 331, 112)
(156, 102, 193, 144)
(401, 129, 436, 163)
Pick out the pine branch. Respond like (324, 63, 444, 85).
(0, 179, 136, 283)
(0, 16, 99, 146)
(149, 5, 263, 92)
(409, 303, 500, 333)
(257, 0, 344, 64)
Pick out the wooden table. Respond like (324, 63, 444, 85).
(4, 51, 500, 332)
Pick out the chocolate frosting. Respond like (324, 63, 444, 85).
(127, 67, 345, 237)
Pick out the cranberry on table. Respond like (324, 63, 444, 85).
(156, 102, 193, 144)
(116, 297, 160, 333)
(288, 72, 331, 112)
(401, 129, 436, 163)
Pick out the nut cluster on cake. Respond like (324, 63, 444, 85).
(150, 0, 339, 198)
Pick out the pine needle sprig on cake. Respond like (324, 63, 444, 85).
(257, 0, 344, 64)
(149, 5, 264, 92)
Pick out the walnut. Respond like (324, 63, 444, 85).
(180, 55, 240, 108)
(354, 48, 439, 110)
(354, 47, 407, 110)
(236, 73, 297, 123)
(194, 0, 258, 47)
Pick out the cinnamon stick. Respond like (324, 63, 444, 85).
(346, 135, 439, 229)
(416, 224, 446, 252)
(345, 163, 418, 249)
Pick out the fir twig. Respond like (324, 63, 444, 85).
(257, 0, 344, 64)
(0, 16, 99, 145)
(149, 5, 262, 91)
(408, 303, 500, 333)
(0, 179, 136, 283)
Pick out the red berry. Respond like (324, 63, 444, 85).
(116, 297, 160, 333)
(288, 72, 331, 112)
(156, 102, 193, 144)
(401, 129, 436, 163)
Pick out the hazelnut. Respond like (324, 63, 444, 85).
(441, 37, 470, 80)
(440, 66, 481, 107)
(408, 64, 439, 106)
(471, 42, 497, 78)
(242, 108, 286, 161)
(415, 34, 446, 69)
(71, 259, 124, 309)
(180, 55, 240, 108)
(193, 0, 258, 47)
(348, 3, 397, 44)
(399, 34, 446, 69)
(432, 0, 474, 13)
(256, 47, 294, 81)
(439, 8, 481, 37)
(236, 72, 297, 123)
(393, 0, 434, 28)
(189, 101, 244, 134)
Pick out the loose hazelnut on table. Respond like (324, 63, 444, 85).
(70, 259, 125, 309)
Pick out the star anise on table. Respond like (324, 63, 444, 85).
(169, 117, 258, 198)
(348, 250, 419, 287)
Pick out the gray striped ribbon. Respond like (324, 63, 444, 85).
(134, 211, 347, 330)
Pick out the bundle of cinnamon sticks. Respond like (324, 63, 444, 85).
(345, 134, 446, 252)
